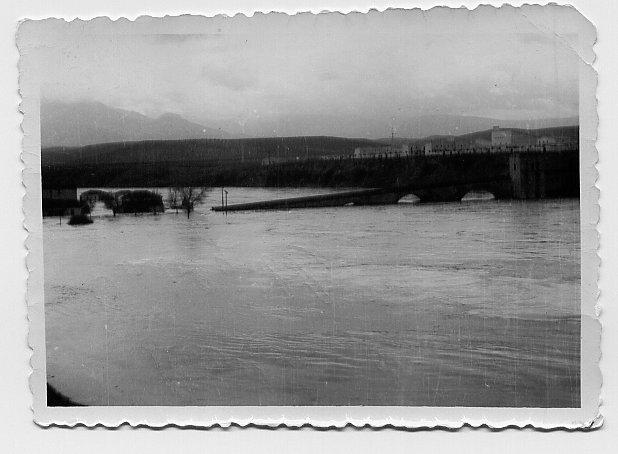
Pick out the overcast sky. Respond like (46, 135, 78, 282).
(35, 15, 580, 138)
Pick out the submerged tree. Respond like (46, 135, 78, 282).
(167, 188, 181, 214)
(175, 187, 207, 219)
(85, 198, 96, 220)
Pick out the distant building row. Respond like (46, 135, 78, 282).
(489, 126, 560, 147)
(352, 144, 420, 159)
(256, 126, 576, 166)
(354, 126, 574, 158)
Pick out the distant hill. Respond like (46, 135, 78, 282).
(379, 114, 578, 141)
(381, 125, 579, 148)
(41, 136, 384, 167)
(41, 101, 231, 147)
(41, 126, 579, 189)
(41, 125, 578, 171)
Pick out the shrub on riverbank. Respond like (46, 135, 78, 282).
(115, 190, 165, 214)
(68, 214, 93, 225)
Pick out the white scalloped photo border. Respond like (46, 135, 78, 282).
(17, 5, 601, 429)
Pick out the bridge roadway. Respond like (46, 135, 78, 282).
(211, 177, 508, 212)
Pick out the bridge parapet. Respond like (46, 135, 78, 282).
(350, 143, 578, 160)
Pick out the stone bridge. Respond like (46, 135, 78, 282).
(212, 149, 579, 211)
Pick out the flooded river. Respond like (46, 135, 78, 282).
(44, 188, 580, 407)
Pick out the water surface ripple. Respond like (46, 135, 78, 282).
(44, 188, 580, 407)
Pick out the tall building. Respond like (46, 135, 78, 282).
(491, 126, 513, 146)
(491, 126, 534, 147)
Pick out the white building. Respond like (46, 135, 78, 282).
(536, 136, 557, 146)
(354, 146, 388, 159)
(491, 126, 513, 146)
(423, 142, 446, 156)
(491, 125, 536, 148)
(353, 143, 413, 159)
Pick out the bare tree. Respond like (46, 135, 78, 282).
(85, 198, 96, 220)
(176, 187, 207, 219)
(167, 188, 181, 214)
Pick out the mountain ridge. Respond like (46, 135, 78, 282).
(41, 101, 231, 147)
(41, 101, 578, 148)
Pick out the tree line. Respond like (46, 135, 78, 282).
(43, 153, 513, 192)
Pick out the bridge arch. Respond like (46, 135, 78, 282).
(397, 194, 421, 204)
(461, 190, 496, 202)
(393, 184, 503, 204)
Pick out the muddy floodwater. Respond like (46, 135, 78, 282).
(44, 188, 581, 407)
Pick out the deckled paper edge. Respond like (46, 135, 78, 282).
(17, 4, 601, 429)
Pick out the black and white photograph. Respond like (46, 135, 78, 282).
(17, 5, 599, 427)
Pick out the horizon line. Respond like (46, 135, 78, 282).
(41, 123, 580, 151)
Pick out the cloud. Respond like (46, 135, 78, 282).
(200, 65, 256, 91)
(36, 16, 580, 138)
